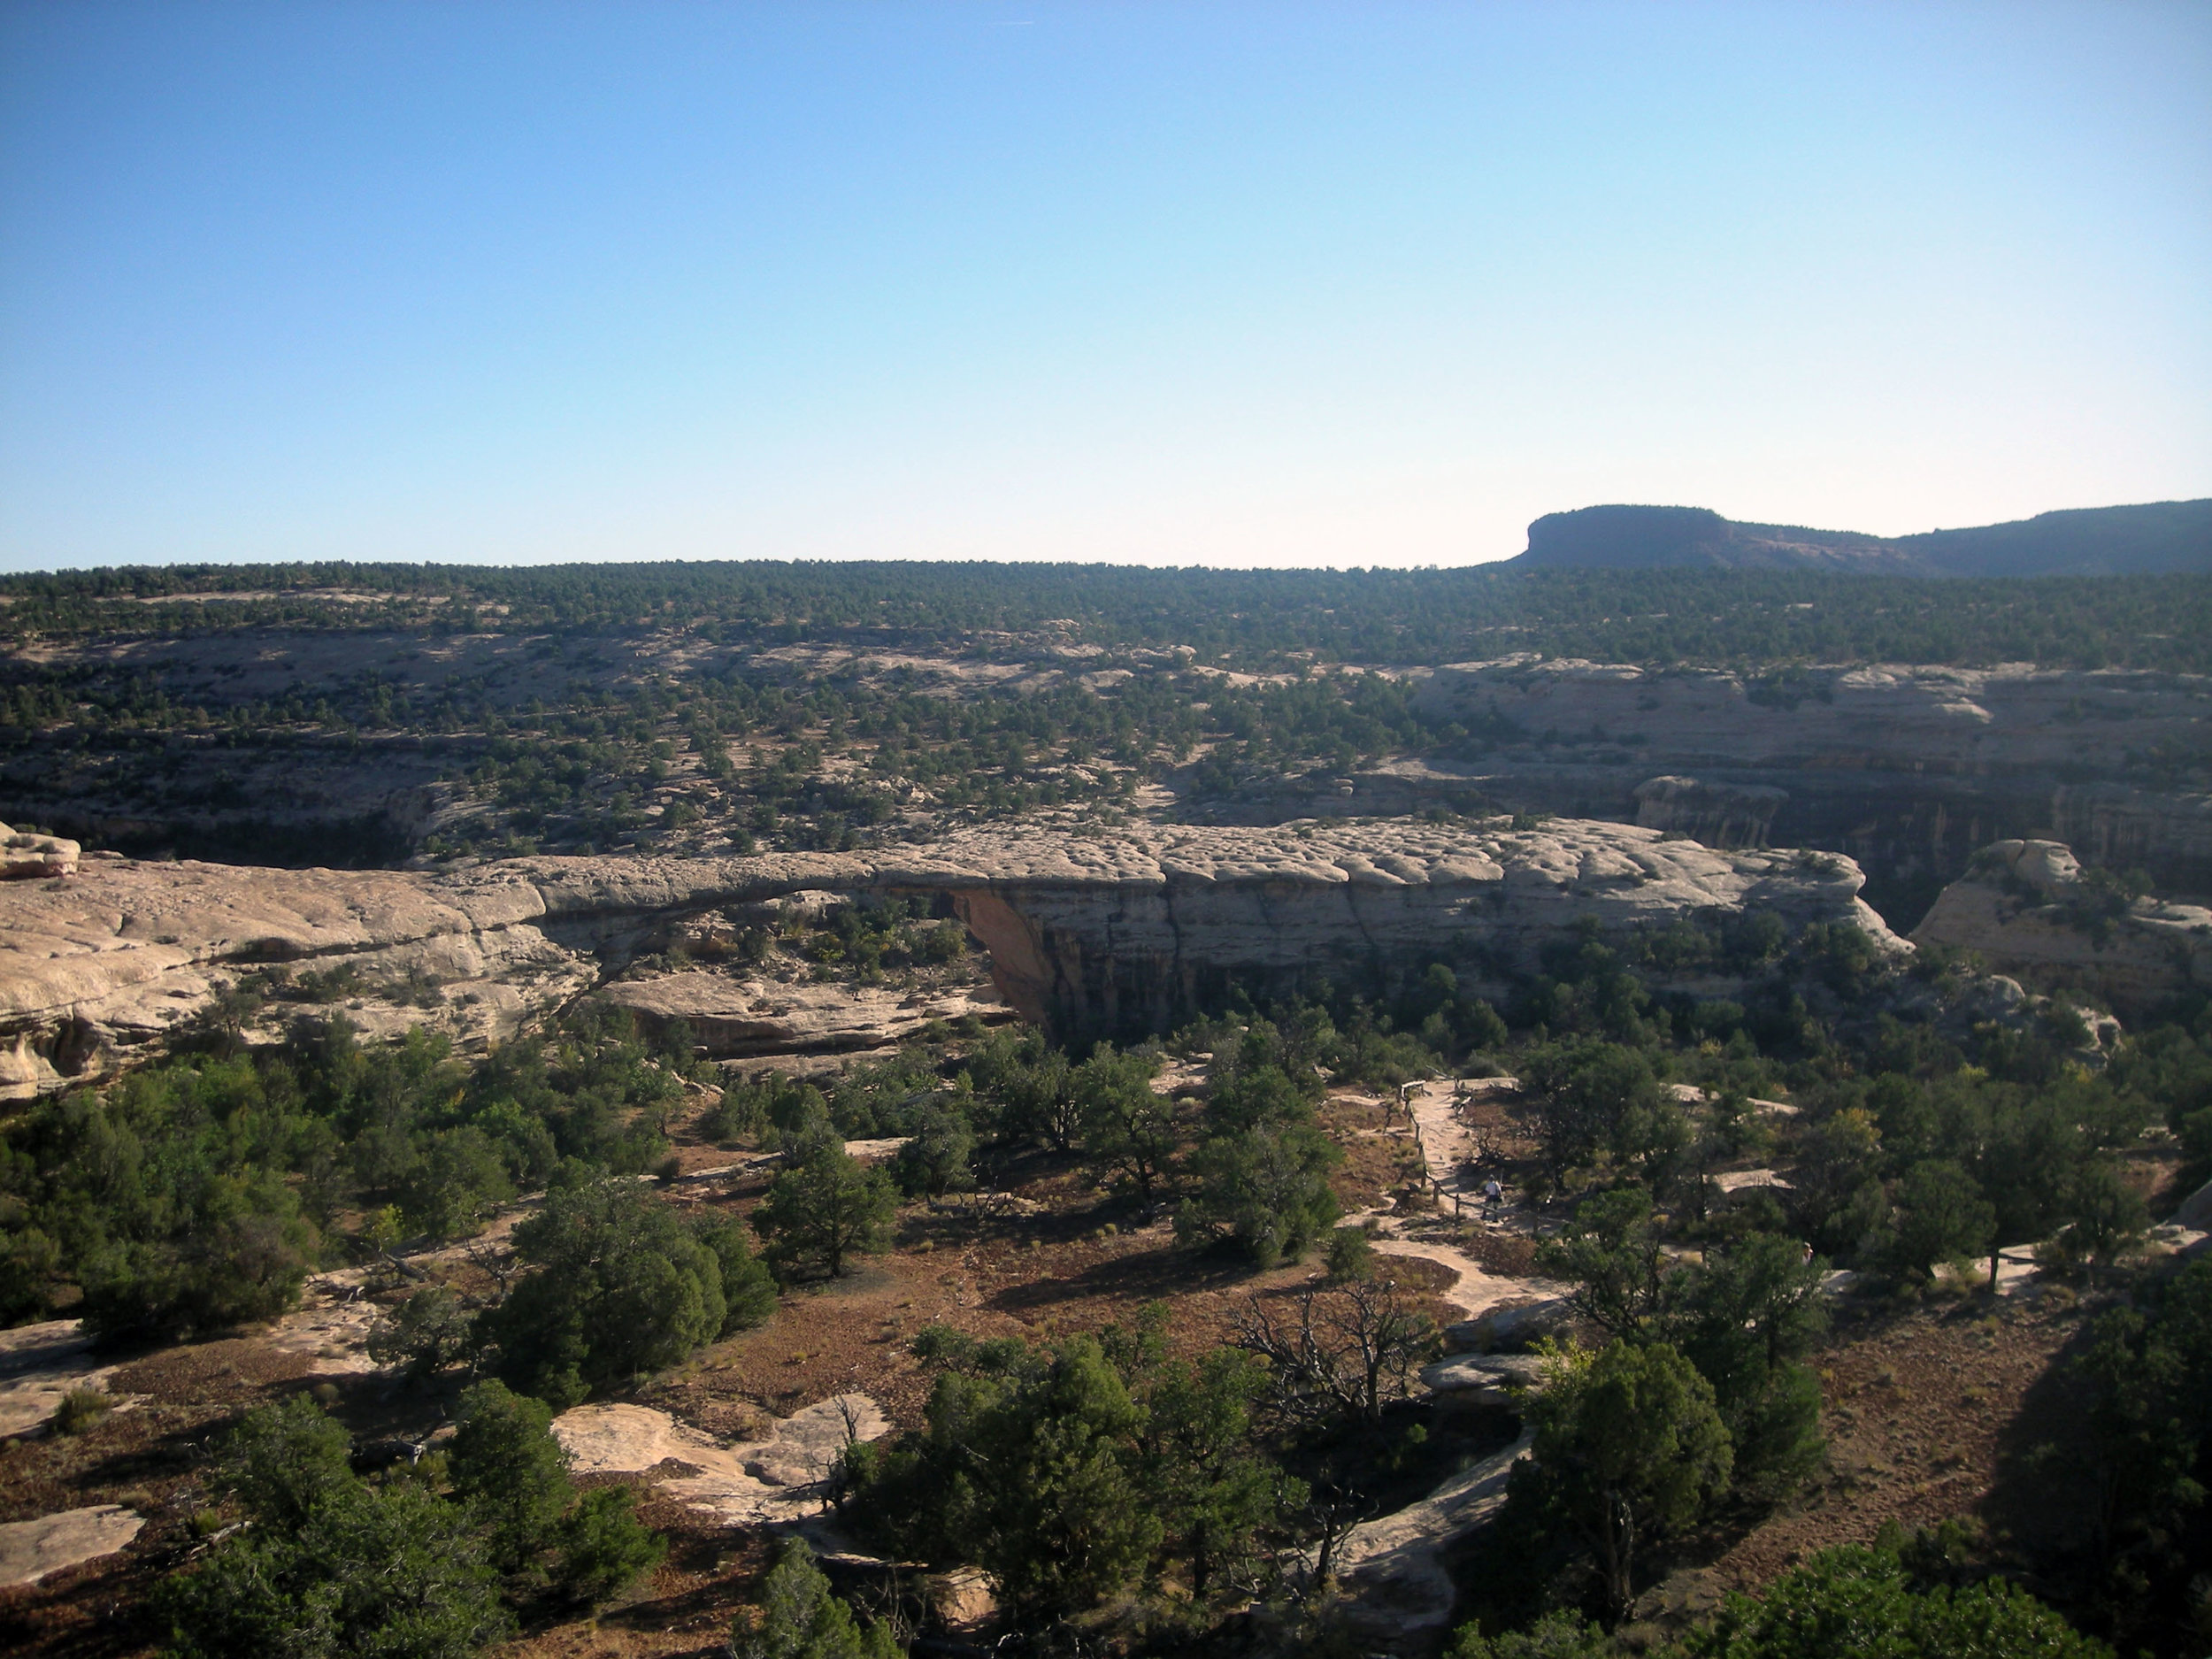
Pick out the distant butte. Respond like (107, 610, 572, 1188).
(1502, 498, 2212, 577)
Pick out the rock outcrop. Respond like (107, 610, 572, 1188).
(0, 819, 1899, 1091)
(597, 972, 1009, 1056)
(0, 1506, 142, 1588)
(1912, 839, 2212, 1017)
(0, 824, 79, 881)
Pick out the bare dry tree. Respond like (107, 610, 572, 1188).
(1230, 1273, 1437, 1430)
(1294, 1477, 1379, 1594)
(461, 1236, 516, 1303)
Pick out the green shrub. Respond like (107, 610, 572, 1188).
(1685, 1542, 2110, 1658)
(50, 1386, 112, 1435)
(1448, 1611, 1617, 1659)
(695, 1215, 780, 1333)
(1177, 1118, 1341, 1263)
(732, 1537, 898, 1659)
(750, 1139, 897, 1282)
(1507, 1340, 1732, 1622)
(447, 1380, 573, 1573)
(1325, 1225, 1377, 1282)
(161, 1398, 509, 1659)
(479, 1179, 727, 1406)
(158, 1479, 508, 1659)
(552, 1486, 664, 1606)
(366, 1285, 475, 1381)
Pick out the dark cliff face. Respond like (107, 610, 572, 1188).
(1517, 505, 1740, 570)
(1397, 660, 2212, 927)
(932, 826, 1893, 1044)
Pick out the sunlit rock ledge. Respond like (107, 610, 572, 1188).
(0, 818, 1900, 1094)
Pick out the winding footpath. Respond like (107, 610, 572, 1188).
(1331, 1080, 1565, 1646)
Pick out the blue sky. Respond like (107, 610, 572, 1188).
(2, 2, 2207, 572)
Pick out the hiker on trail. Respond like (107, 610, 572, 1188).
(1483, 1177, 1503, 1215)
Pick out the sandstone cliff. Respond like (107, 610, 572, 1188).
(1911, 839, 2212, 1018)
(0, 819, 1898, 1094)
(1406, 657, 2212, 912)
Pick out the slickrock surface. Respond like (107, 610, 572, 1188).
(553, 1395, 887, 1524)
(0, 818, 1896, 1092)
(1913, 839, 2212, 1017)
(1334, 1432, 1532, 1640)
(0, 1320, 116, 1439)
(0, 1506, 143, 1588)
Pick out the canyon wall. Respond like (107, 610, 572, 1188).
(1399, 658, 2212, 920)
(0, 819, 1897, 1094)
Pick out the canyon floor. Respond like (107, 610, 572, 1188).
(0, 1058, 2178, 1658)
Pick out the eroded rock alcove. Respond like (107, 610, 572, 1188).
(0, 818, 1899, 1093)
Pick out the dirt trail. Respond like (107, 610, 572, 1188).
(1359, 1078, 1563, 1325)
(1400, 1078, 1513, 1200)
(1365, 1229, 1559, 1325)
(1327, 1079, 1559, 1646)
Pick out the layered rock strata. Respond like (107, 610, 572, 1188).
(0, 818, 1899, 1094)
(1402, 657, 2212, 914)
(0, 824, 79, 881)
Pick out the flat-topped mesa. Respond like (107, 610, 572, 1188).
(0, 819, 1899, 1094)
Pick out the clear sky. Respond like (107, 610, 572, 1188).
(2, 2, 2208, 572)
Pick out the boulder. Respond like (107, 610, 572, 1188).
(0, 824, 78, 881)
(599, 972, 1008, 1057)
(1419, 1352, 1546, 1405)
(1447, 1296, 1576, 1354)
